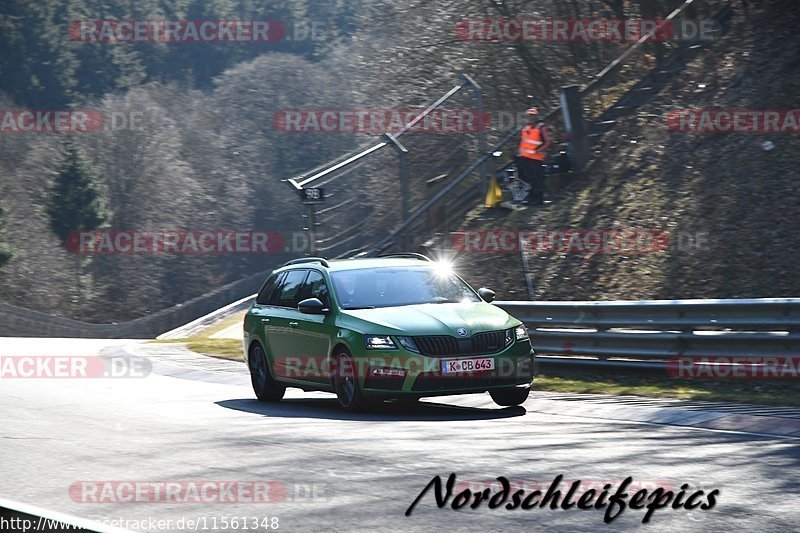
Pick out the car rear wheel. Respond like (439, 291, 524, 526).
(249, 343, 285, 402)
(333, 349, 368, 412)
(490, 386, 530, 407)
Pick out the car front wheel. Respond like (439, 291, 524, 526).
(490, 386, 530, 407)
(333, 349, 368, 412)
(249, 343, 285, 402)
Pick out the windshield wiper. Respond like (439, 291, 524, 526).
(344, 306, 376, 310)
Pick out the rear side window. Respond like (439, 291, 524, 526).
(272, 269, 308, 308)
(299, 270, 330, 308)
(256, 272, 284, 305)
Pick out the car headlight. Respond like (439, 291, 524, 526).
(364, 335, 397, 350)
(396, 336, 421, 353)
(506, 326, 529, 345)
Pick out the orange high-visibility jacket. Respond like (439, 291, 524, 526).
(519, 125, 546, 161)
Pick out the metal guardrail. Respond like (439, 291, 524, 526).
(0, 266, 277, 339)
(495, 298, 800, 371)
(284, 74, 489, 259)
(286, 75, 483, 192)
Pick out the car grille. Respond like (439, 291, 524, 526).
(414, 330, 507, 357)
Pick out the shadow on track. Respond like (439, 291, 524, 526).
(216, 397, 526, 422)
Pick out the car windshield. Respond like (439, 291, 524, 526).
(331, 266, 481, 309)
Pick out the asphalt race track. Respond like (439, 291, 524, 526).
(1, 338, 799, 532)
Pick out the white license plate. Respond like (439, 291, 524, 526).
(441, 357, 495, 373)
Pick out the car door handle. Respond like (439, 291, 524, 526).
(289, 321, 299, 328)
(260, 318, 270, 323)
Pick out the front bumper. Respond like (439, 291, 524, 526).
(355, 340, 535, 398)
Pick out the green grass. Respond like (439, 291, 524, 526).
(185, 339, 243, 360)
(533, 373, 800, 406)
(151, 311, 246, 361)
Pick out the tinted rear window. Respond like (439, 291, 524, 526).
(273, 269, 308, 308)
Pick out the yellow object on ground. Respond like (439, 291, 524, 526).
(484, 175, 504, 208)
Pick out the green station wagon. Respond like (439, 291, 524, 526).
(243, 254, 535, 411)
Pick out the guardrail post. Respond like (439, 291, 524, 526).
(461, 74, 488, 195)
(518, 235, 535, 300)
(560, 85, 590, 173)
(382, 133, 410, 224)
(592, 310, 610, 360)
(302, 204, 318, 255)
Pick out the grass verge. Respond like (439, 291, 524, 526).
(152, 311, 245, 362)
(534, 373, 800, 406)
(184, 339, 242, 360)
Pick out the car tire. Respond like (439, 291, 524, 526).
(490, 386, 530, 407)
(333, 349, 368, 412)
(249, 343, 285, 402)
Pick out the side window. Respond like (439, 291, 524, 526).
(272, 269, 308, 308)
(299, 270, 330, 308)
(256, 272, 283, 305)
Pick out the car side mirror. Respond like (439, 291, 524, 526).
(298, 297, 329, 314)
(478, 288, 496, 303)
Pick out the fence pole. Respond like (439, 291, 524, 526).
(304, 204, 318, 255)
(382, 133, 410, 223)
(560, 85, 590, 173)
(461, 74, 488, 195)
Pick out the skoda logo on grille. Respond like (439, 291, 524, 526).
(457, 328, 468, 337)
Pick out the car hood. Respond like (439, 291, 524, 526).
(339, 302, 518, 336)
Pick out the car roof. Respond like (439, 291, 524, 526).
(276, 257, 437, 273)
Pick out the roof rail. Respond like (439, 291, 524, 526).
(377, 252, 432, 262)
(283, 257, 331, 268)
